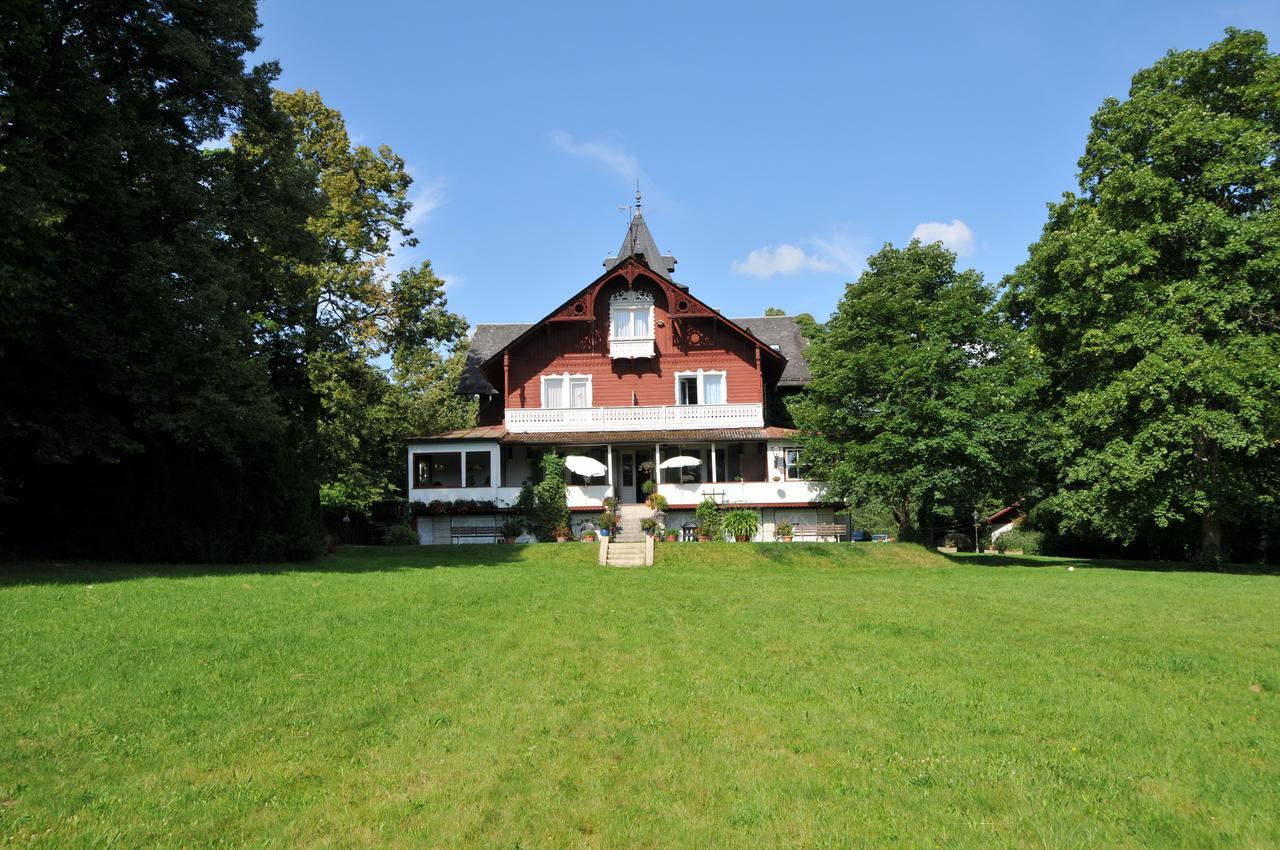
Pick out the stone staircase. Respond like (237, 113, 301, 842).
(604, 540, 648, 567)
(603, 503, 653, 567)
(614, 504, 650, 541)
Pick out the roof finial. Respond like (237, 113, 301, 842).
(635, 181, 642, 214)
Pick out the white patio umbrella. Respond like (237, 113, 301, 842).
(659, 455, 702, 469)
(564, 455, 608, 478)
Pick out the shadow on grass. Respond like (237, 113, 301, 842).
(747, 542, 848, 564)
(940, 551, 1280, 576)
(0, 543, 538, 587)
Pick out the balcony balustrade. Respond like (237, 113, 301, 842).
(505, 402, 764, 433)
(609, 336, 655, 359)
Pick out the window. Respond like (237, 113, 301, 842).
(677, 375, 698, 405)
(703, 372, 724, 405)
(783, 447, 809, 481)
(674, 370, 728, 406)
(465, 451, 492, 487)
(609, 291, 655, 340)
(660, 444, 704, 484)
(566, 447, 608, 486)
(541, 373, 591, 409)
(413, 452, 462, 488)
(413, 450, 492, 489)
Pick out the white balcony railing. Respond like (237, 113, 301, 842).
(609, 336, 655, 359)
(505, 403, 764, 433)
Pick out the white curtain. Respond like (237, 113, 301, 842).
(703, 373, 724, 405)
(570, 379, 588, 408)
(611, 306, 651, 340)
(545, 377, 563, 408)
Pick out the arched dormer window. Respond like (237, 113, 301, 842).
(609, 290, 655, 359)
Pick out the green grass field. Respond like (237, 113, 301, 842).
(2, 544, 1277, 848)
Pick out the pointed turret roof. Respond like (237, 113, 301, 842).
(603, 194, 677, 280)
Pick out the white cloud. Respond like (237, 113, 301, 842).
(911, 219, 975, 256)
(404, 174, 447, 229)
(810, 226, 866, 274)
(732, 226, 867, 279)
(437, 271, 465, 292)
(731, 244, 836, 277)
(549, 130, 641, 181)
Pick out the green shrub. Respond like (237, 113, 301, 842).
(387, 524, 417, 545)
(530, 454, 570, 541)
(723, 509, 759, 541)
(650, 493, 669, 513)
(695, 497, 722, 540)
(998, 528, 1043, 554)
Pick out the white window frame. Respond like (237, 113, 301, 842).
(673, 369, 727, 406)
(608, 291, 655, 341)
(783, 447, 804, 481)
(540, 372, 592, 409)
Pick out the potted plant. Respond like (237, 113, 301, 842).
(665, 528, 679, 542)
(641, 478, 656, 505)
(695, 497, 721, 542)
(582, 528, 597, 542)
(553, 525, 571, 543)
(597, 510, 616, 536)
(640, 517, 659, 536)
(775, 520, 794, 543)
(501, 518, 524, 544)
(723, 509, 759, 542)
(650, 493, 668, 513)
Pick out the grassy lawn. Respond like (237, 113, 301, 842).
(1, 544, 1277, 848)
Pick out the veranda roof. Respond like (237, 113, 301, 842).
(405, 425, 802, 445)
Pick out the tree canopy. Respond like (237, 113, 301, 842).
(793, 241, 1037, 545)
(1008, 28, 1280, 559)
(0, 1, 472, 559)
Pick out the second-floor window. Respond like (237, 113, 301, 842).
(609, 291, 654, 340)
(675, 370, 726, 405)
(542, 373, 591, 409)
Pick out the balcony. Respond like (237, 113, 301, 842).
(505, 403, 765, 434)
(609, 335, 655, 359)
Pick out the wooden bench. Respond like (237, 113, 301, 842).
(794, 523, 848, 542)
(450, 525, 501, 544)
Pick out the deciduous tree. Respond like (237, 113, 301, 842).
(793, 241, 1036, 546)
(1010, 29, 1280, 560)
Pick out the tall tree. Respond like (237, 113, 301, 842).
(793, 241, 1033, 546)
(0, 0, 323, 559)
(1010, 29, 1280, 560)
(240, 90, 471, 512)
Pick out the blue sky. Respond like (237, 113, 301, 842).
(255, 1, 1280, 326)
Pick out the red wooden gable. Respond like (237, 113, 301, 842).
(477, 255, 786, 395)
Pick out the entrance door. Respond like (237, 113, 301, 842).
(619, 451, 636, 503)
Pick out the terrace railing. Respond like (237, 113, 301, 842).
(505, 402, 764, 433)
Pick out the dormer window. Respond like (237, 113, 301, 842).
(609, 290, 655, 359)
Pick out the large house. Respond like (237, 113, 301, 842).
(406, 203, 837, 542)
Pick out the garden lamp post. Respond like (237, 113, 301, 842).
(973, 509, 980, 553)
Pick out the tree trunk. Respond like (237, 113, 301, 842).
(1194, 427, 1224, 561)
(892, 497, 914, 542)
(1200, 513, 1222, 561)
(918, 492, 936, 550)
